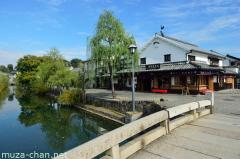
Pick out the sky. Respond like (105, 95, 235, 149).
(0, 0, 240, 66)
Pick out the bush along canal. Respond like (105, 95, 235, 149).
(0, 87, 121, 159)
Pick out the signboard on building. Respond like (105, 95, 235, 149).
(146, 64, 160, 70)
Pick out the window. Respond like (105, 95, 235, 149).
(231, 61, 235, 66)
(199, 76, 207, 85)
(208, 57, 219, 66)
(153, 41, 160, 48)
(171, 76, 182, 86)
(164, 54, 171, 62)
(140, 58, 146, 64)
(188, 55, 196, 61)
(187, 76, 196, 85)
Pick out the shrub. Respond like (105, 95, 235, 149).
(31, 80, 49, 95)
(0, 74, 8, 92)
(58, 89, 84, 106)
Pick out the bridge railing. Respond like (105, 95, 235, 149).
(167, 100, 213, 131)
(55, 99, 213, 159)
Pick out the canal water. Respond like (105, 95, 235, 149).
(0, 87, 120, 158)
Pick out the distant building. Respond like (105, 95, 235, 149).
(83, 60, 96, 88)
(223, 54, 240, 88)
(223, 54, 240, 67)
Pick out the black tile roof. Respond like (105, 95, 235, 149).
(117, 61, 223, 73)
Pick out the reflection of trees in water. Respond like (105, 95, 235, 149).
(17, 96, 76, 151)
(0, 88, 9, 110)
(8, 93, 14, 101)
(16, 94, 119, 152)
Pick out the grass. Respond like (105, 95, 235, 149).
(0, 73, 8, 92)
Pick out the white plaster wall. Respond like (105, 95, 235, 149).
(219, 60, 223, 67)
(189, 51, 223, 66)
(140, 38, 187, 64)
(189, 52, 209, 64)
(223, 59, 230, 66)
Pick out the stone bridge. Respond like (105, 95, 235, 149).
(55, 97, 240, 159)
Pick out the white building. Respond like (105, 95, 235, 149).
(140, 34, 224, 66)
(119, 33, 238, 93)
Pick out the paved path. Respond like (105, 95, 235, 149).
(129, 113, 240, 159)
(86, 89, 240, 115)
(215, 90, 240, 116)
(86, 89, 207, 108)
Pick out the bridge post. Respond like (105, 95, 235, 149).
(191, 109, 197, 120)
(108, 144, 120, 159)
(210, 91, 214, 114)
(164, 119, 170, 134)
(206, 91, 214, 114)
(161, 119, 169, 134)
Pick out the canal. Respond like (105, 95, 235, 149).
(0, 87, 120, 158)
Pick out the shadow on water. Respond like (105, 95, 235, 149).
(0, 86, 120, 157)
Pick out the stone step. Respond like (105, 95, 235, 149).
(76, 105, 126, 124)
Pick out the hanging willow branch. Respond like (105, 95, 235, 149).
(90, 10, 138, 98)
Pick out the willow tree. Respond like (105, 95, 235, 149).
(91, 10, 138, 98)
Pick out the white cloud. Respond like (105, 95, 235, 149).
(147, 0, 240, 44)
(152, 0, 239, 18)
(0, 46, 87, 66)
(214, 47, 240, 55)
(76, 31, 90, 37)
(36, 0, 68, 7)
(0, 50, 42, 66)
(60, 47, 87, 61)
(171, 13, 240, 43)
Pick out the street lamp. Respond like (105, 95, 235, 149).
(129, 44, 137, 112)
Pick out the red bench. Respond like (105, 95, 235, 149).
(200, 89, 213, 95)
(152, 89, 168, 93)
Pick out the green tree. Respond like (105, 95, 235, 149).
(48, 67, 78, 90)
(35, 48, 79, 94)
(16, 55, 43, 86)
(35, 48, 65, 92)
(0, 65, 8, 73)
(7, 64, 13, 72)
(70, 58, 82, 68)
(91, 10, 137, 98)
(16, 55, 42, 73)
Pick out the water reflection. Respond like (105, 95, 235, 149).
(0, 87, 120, 155)
(0, 88, 9, 109)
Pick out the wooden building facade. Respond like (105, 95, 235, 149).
(116, 33, 239, 93)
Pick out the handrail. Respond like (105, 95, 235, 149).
(56, 110, 168, 159)
(167, 100, 212, 118)
(55, 99, 213, 159)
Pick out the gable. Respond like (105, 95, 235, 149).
(140, 37, 187, 64)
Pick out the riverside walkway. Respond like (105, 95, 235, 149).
(130, 113, 240, 159)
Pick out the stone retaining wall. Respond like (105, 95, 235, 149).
(86, 94, 162, 115)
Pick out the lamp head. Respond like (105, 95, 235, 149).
(128, 44, 137, 54)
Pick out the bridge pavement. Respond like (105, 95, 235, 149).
(129, 113, 240, 159)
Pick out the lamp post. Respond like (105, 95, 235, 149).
(129, 44, 137, 112)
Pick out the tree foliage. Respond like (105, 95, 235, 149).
(32, 48, 79, 94)
(0, 65, 9, 73)
(70, 58, 82, 68)
(58, 89, 84, 106)
(91, 10, 138, 98)
(16, 55, 43, 86)
(15, 48, 85, 106)
(16, 55, 42, 73)
(7, 64, 13, 72)
(0, 74, 8, 92)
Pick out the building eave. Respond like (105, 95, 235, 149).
(226, 54, 240, 61)
(191, 49, 225, 59)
